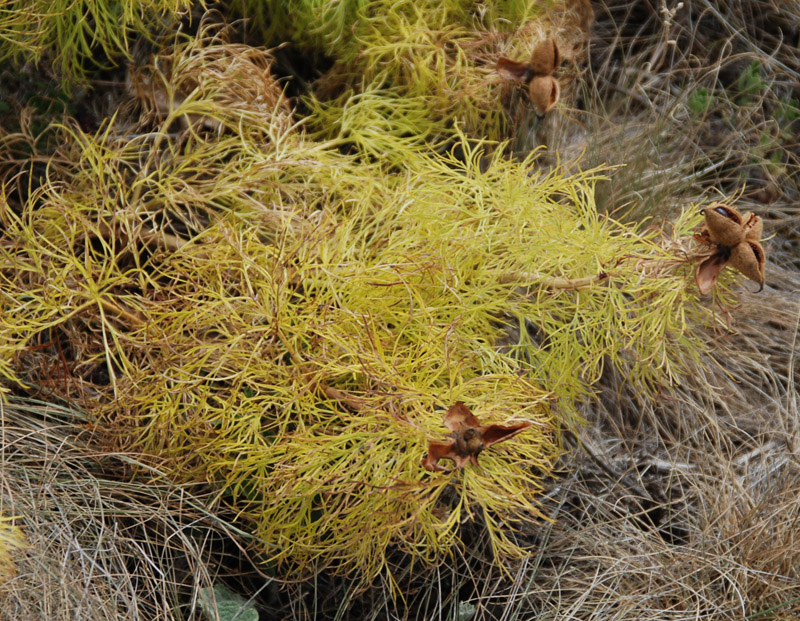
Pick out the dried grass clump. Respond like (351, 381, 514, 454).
(0, 47, 728, 580)
(559, 0, 800, 223)
(0, 397, 249, 621)
(0, 0, 193, 85)
(509, 273, 800, 620)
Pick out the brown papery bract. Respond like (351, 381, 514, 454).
(694, 204, 766, 294)
(422, 402, 531, 472)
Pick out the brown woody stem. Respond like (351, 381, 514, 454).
(501, 271, 609, 291)
(319, 384, 366, 412)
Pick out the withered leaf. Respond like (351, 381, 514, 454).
(695, 204, 766, 294)
(422, 402, 531, 472)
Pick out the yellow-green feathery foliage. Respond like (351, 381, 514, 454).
(229, 0, 587, 144)
(0, 0, 193, 85)
(229, 0, 545, 59)
(308, 3, 551, 143)
(0, 32, 732, 581)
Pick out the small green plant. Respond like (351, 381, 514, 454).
(688, 87, 714, 119)
(775, 97, 800, 135)
(735, 60, 766, 106)
(198, 584, 259, 621)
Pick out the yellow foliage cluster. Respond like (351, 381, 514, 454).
(0, 13, 732, 582)
(0, 0, 192, 84)
(0, 514, 25, 581)
(294, 0, 592, 143)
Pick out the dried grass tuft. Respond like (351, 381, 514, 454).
(0, 397, 258, 621)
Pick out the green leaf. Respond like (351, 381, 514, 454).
(198, 584, 259, 621)
(457, 601, 477, 621)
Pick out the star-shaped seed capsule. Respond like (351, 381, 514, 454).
(694, 204, 766, 294)
(422, 402, 530, 472)
(496, 38, 562, 116)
